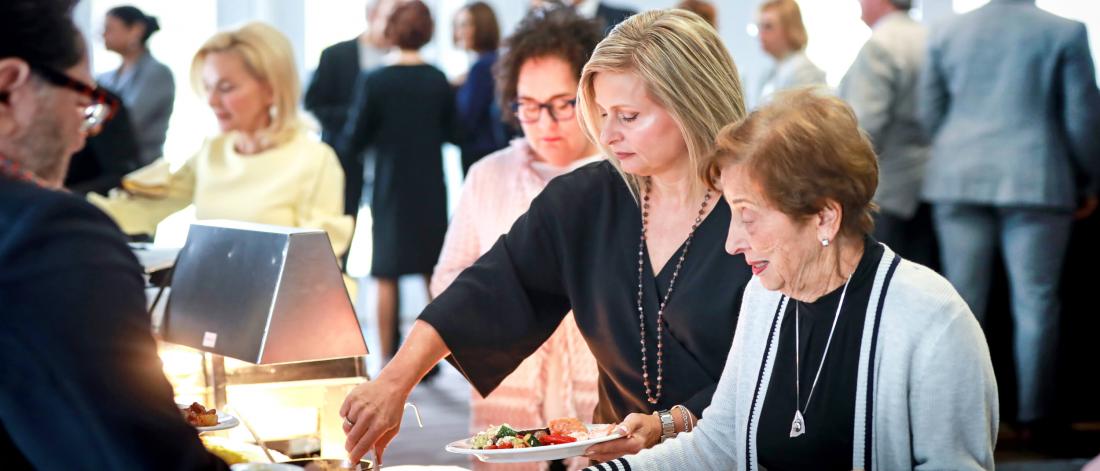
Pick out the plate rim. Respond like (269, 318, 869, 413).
(177, 403, 240, 432)
(444, 424, 621, 457)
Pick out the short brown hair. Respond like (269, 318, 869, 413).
(463, 2, 500, 53)
(385, 0, 433, 51)
(676, 0, 717, 27)
(759, 0, 808, 51)
(706, 89, 878, 238)
(495, 7, 602, 125)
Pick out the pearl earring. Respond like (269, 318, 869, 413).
(820, 238, 830, 247)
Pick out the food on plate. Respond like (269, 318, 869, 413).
(202, 436, 292, 465)
(201, 440, 249, 465)
(470, 418, 598, 450)
(181, 402, 219, 427)
(549, 417, 587, 436)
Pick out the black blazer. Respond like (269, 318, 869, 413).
(0, 180, 228, 470)
(304, 38, 361, 146)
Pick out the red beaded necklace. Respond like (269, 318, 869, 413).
(636, 178, 711, 405)
(0, 154, 50, 189)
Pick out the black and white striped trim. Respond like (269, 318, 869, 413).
(583, 458, 632, 471)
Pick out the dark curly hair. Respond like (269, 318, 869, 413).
(385, 0, 434, 51)
(0, 0, 84, 72)
(494, 6, 602, 125)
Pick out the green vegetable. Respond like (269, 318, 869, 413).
(525, 433, 541, 448)
(496, 424, 517, 439)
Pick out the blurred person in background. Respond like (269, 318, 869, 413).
(529, 0, 636, 35)
(918, 0, 1100, 445)
(753, 0, 824, 107)
(838, 0, 936, 269)
(90, 22, 353, 256)
(676, 0, 717, 28)
(452, 1, 508, 175)
(65, 89, 142, 196)
(431, 7, 604, 470)
(337, 0, 457, 361)
(0, 0, 227, 468)
(99, 5, 175, 166)
(306, 0, 404, 224)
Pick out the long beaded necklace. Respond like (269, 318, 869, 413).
(636, 177, 711, 405)
(0, 153, 50, 189)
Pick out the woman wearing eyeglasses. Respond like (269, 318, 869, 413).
(430, 8, 603, 470)
(89, 22, 353, 255)
(341, 9, 753, 465)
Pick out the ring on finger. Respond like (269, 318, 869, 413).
(344, 416, 355, 427)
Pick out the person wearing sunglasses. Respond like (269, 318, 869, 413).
(429, 8, 603, 470)
(0, 0, 228, 468)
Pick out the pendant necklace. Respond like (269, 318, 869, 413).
(790, 275, 851, 438)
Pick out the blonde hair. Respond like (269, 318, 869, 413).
(190, 22, 303, 147)
(759, 0, 808, 52)
(577, 9, 746, 199)
(706, 88, 878, 238)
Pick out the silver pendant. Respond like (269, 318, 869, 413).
(789, 410, 806, 438)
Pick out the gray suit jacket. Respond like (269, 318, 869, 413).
(754, 51, 826, 108)
(918, 0, 1100, 209)
(840, 12, 930, 218)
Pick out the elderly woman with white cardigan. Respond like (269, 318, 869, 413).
(587, 91, 997, 471)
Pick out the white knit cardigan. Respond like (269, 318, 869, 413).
(587, 245, 999, 471)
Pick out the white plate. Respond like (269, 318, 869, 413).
(179, 404, 240, 432)
(445, 424, 622, 463)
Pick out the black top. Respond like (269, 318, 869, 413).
(338, 64, 458, 276)
(420, 161, 752, 423)
(305, 38, 361, 145)
(305, 38, 366, 216)
(757, 238, 884, 470)
(0, 178, 227, 470)
(66, 91, 141, 196)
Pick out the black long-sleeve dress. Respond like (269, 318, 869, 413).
(338, 63, 457, 277)
(420, 161, 752, 423)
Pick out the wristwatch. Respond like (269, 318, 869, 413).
(655, 409, 676, 441)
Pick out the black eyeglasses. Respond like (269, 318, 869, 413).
(511, 96, 577, 124)
(29, 64, 120, 133)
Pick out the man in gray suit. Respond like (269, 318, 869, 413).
(919, 0, 1100, 430)
(839, 0, 935, 269)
